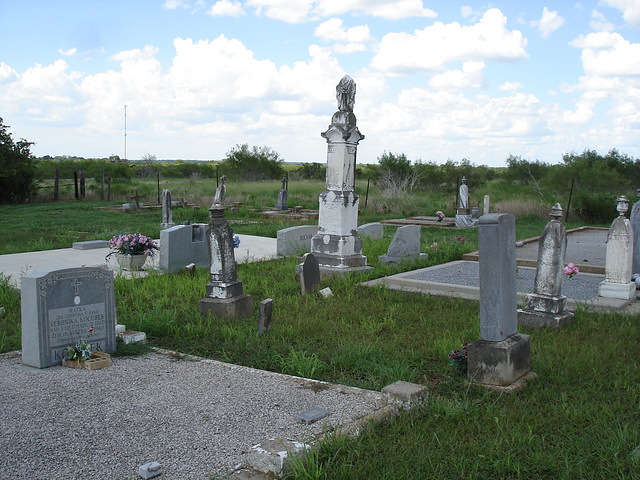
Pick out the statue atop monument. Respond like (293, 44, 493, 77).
(336, 75, 356, 112)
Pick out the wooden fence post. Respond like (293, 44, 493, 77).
(54, 169, 59, 201)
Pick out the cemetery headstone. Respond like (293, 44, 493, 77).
(199, 206, 252, 319)
(161, 189, 175, 228)
(455, 177, 477, 228)
(467, 214, 531, 386)
(257, 298, 273, 337)
(599, 195, 636, 299)
(160, 224, 209, 273)
(310, 75, 370, 274)
(379, 225, 427, 265)
(357, 222, 383, 240)
(213, 175, 226, 205)
(483, 195, 490, 216)
(129, 189, 144, 210)
(275, 176, 288, 211)
(300, 253, 321, 295)
(21, 266, 116, 368)
(630, 188, 640, 277)
(518, 203, 575, 329)
(277, 225, 318, 256)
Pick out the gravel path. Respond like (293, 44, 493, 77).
(0, 350, 384, 480)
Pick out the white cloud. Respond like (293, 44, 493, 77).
(590, 10, 615, 32)
(428, 61, 485, 91)
(530, 7, 565, 39)
(314, 0, 437, 20)
(314, 18, 372, 43)
(247, 0, 314, 23)
(0, 62, 18, 83)
(603, 0, 640, 27)
(571, 32, 640, 76)
(461, 6, 474, 18)
(499, 81, 523, 91)
(208, 0, 244, 17)
(163, 0, 190, 9)
(371, 8, 528, 75)
(110, 45, 159, 62)
(58, 48, 77, 57)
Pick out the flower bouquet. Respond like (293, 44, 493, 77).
(106, 233, 158, 270)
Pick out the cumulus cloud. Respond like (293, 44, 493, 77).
(590, 10, 615, 32)
(499, 81, 523, 91)
(571, 32, 640, 76)
(58, 48, 77, 56)
(428, 61, 485, 90)
(371, 8, 528, 75)
(530, 7, 565, 38)
(247, 0, 314, 23)
(208, 0, 244, 17)
(314, 18, 372, 43)
(603, 0, 640, 27)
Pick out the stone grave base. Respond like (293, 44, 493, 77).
(378, 253, 428, 266)
(199, 294, 253, 319)
(598, 281, 636, 300)
(517, 308, 575, 330)
(467, 333, 530, 386)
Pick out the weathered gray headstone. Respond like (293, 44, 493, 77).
(309, 75, 370, 274)
(21, 266, 116, 368)
(213, 175, 226, 205)
(600, 195, 636, 299)
(455, 177, 477, 228)
(300, 253, 321, 295)
(379, 225, 427, 265)
(467, 213, 531, 386)
(275, 177, 288, 211)
(629, 189, 640, 276)
(199, 206, 252, 319)
(277, 225, 318, 256)
(160, 224, 208, 273)
(518, 203, 575, 329)
(483, 195, 490, 216)
(258, 298, 273, 337)
(357, 222, 383, 240)
(161, 189, 175, 228)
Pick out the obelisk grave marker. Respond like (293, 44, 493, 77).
(21, 266, 117, 368)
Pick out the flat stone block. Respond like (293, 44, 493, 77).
(381, 380, 428, 410)
(517, 309, 575, 330)
(115, 324, 126, 334)
(296, 407, 329, 424)
(378, 253, 428, 266)
(139, 461, 162, 479)
(525, 293, 566, 314)
(599, 280, 636, 300)
(467, 333, 531, 386)
(247, 438, 310, 477)
(199, 294, 253, 319)
(118, 330, 147, 344)
(72, 240, 109, 250)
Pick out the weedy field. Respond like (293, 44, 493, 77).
(0, 183, 637, 479)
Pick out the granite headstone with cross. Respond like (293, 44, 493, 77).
(21, 266, 117, 368)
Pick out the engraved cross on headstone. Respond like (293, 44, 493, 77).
(129, 189, 144, 210)
(71, 279, 82, 295)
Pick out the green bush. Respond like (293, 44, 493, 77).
(572, 190, 617, 223)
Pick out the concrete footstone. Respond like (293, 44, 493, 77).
(247, 438, 310, 477)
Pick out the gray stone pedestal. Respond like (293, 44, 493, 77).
(518, 292, 574, 329)
(199, 294, 253, 319)
(467, 333, 531, 386)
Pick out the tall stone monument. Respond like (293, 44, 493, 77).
(518, 203, 574, 329)
(161, 189, 175, 229)
(310, 75, 370, 274)
(455, 177, 477, 228)
(275, 177, 288, 211)
(599, 195, 636, 300)
(467, 214, 531, 386)
(199, 205, 252, 319)
(630, 189, 640, 278)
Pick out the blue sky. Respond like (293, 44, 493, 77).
(1, 0, 639, 167)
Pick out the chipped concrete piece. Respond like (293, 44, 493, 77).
(247, 438, 310, 477)
(115, 324, 126, 334)
(118, 330, 147, 344)
(139, 461, 162, 479)
(319, 287, 333, 298)
(381, 380, 428, 410)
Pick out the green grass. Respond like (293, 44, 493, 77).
(0, 192, 636, 479)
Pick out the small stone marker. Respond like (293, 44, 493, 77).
(248, 438, 310, 477)
(381, 380, 429, 410)
(258, 298, 273, 337)
(161, 189, 175, 228)
(455, 177, 478, 228)
(600, 195, 636, 299)
(21, 266, 117, 368)
(518, 203, 575, 329)
(467, 213, 531, 386)
(129, 189, 144, 210)
(72, 240, 109, 250)
(275, 176, 288, 211)
(296, 407, 329, 424)
(300, 253, 321, 295)
(357, 222, 383, 240)
(483, 195, 490, 216)
(319, 287, 333, 298)
(379, 225, 427, 265)
(139, 461, 162, 479)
